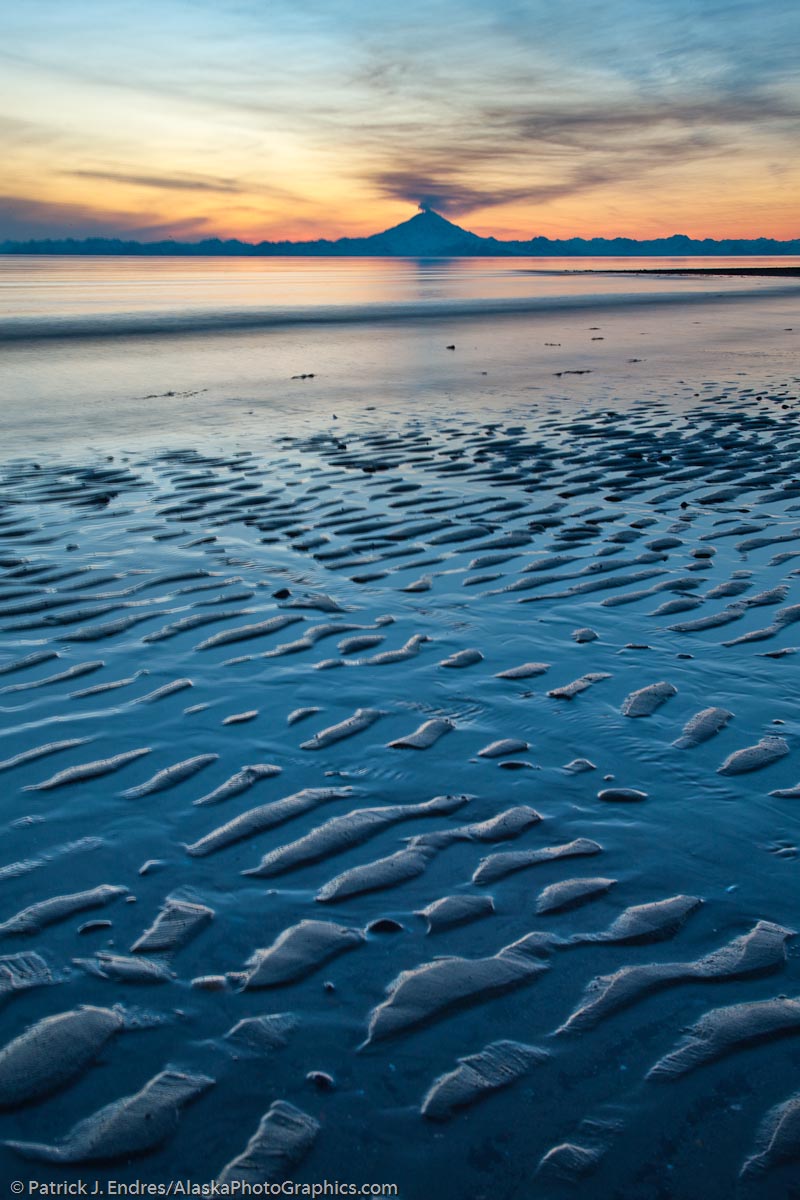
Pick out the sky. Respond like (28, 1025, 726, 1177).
(1, 0, 799, 242)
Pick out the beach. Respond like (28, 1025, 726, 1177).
(1, 257, 800, 1197)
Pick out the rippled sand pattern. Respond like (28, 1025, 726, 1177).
(1, 382, 800, 1196)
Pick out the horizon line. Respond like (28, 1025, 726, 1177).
(1, 208, 799, 252)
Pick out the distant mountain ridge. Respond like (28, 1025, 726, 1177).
(3, 207, 799, 256)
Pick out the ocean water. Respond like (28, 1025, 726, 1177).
(2, 254, 799, 341)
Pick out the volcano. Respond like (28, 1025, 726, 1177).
(351, 207, 492, 256)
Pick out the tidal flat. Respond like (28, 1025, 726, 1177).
(1, 266, 799, 1196)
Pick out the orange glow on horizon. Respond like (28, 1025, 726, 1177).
(6, 186, 798, 245)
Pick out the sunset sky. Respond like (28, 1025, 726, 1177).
(1, 0, 799, 242)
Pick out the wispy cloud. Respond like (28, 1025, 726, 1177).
(356, 85, 800, 217)
(0, 194, 213, 241)
(66, 168, 244, 193)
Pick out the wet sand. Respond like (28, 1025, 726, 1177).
(1, 298, 800, 1195)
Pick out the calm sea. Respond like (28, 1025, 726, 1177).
(2, 254, 799, 339)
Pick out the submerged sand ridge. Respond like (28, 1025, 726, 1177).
(1, 383, 800, 1195)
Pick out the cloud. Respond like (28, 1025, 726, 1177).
(66, 168, 244, 193)
(0, 193, 213, 241)
(503, 93, 800, 148)
(358, 86, 800, 217)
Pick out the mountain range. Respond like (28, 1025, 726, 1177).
(2, 207, 799, 256)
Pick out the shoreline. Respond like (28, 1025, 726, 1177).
(3, 288, 798, 463)
(594, 265, 800, 277)
(2, 278, 800, 344)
